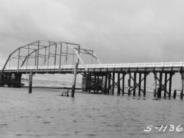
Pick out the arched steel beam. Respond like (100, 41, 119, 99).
(2, 40, 57, 71)
(2, 41, 39, 71)
(20, 41, 56, 67)
(20, 42, 84, 67)
(2, 40, 100, 71)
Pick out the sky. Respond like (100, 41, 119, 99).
(1, 0, 184, 65)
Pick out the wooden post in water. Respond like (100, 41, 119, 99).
(128, 74, 131, 96)
(173, 90, 177, 99)
(168, 73, 173, 99)
(112, 72, 115, 95)
(104, 73, 108, 94)
(154, 72, 158, 98)
(88, 72, 91, 93)
(159, 72, 163, 98)
(180, 72, 184, 100)
(108, 73, 111, 95)
(143, 73, 147, 97)
(138, 73, 142, 96)
(180, 91, 183, 100)
(97, 75, 100, 93)
(122, 73, 125, 95)
(71, 62, 79, 98)
(29, 72, 33, 94)
(164, 72, 167, 99)
(133, 72, 136, 96)
(94, 75, 97, 93)
(117, 73, 120, 96)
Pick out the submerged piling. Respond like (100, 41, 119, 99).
(173, 90, 177, 99)
(180, 90, 183, 100)
(157, 87, 161, 98)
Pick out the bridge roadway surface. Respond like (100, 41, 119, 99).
(2, 62, 184, 74)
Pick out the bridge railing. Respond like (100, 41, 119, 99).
(80, 62, 184, 69)
(3, 62, 184, 71)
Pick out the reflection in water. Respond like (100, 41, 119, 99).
(0, 87, 184, 138)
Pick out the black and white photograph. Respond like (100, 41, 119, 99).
(1, 0, 184, 138)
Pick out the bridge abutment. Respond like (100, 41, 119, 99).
(0, 72, 22, 88)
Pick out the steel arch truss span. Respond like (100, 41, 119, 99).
(3, 40, 100, 71)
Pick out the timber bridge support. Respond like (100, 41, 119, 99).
(82, 65, 184, 100)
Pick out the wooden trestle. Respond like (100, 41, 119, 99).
(82, 70, 184, 100)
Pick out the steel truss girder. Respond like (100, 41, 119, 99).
(2, 40, 100, 71)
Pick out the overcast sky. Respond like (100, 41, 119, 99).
(1, 0, 184, 64)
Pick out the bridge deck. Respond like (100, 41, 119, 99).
(2, 62, 184, 73)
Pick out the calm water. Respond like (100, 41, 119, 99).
(0, 87, 184, 138)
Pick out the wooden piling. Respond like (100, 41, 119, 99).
(96, 75, 99, 93)
(169, 73, 172, 98)
(154, 72, 158, 97)
(29, 73, 33, 94)
(173, 90, 177, 99)
(104, 74, 108, 94)
(164, 73, 167, 98)
(180, 90, 183, 100)
(94, 75, 97, 93)
(154, 88, 157, 97)
(133, 72, 136, 96)
(117, 73, 120, 96)
(138, 73, 141, 96)
(85, 73, 89, 92)
(71, 62, 79, 98)
(122, 73, 125, 95)
(112, 72, 115, 95)
(88, 72, 91, 93)
(128, 73, 131, 96)
(157, 87, 161, 98)
(108, 73, 111, 95)
(143, 73, 147, 97)
(181, 72, 184, 100)
(159, 72, 163, 98)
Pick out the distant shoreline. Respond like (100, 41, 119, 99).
(22, 86, 82, 90)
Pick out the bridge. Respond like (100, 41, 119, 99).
(1, 40, 184, 99)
